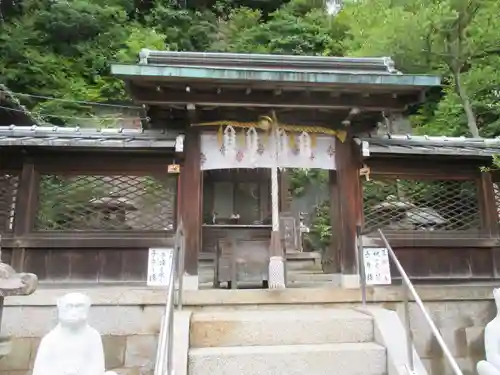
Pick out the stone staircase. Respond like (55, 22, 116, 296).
(186, 308, 387, 375)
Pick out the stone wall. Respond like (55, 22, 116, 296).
(388, 300, 492, 375)
(0, 303, 164, 375)
(0, 285, 495, 375)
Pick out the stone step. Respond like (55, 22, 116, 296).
(190, 309, 373, 348)
(188, 342, 386, 375)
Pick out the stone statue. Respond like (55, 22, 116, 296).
(33, 292, 117, 375)
(0, 258, 38, 360)
(0, 261, 38, 296)
(478, 288, 500, 375)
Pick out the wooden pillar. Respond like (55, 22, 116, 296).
(180, 128, 202, 276)
(478, 172, 498, 236)
(323, 171, 341, 273)
(11, 159, 38, 271)
(477, 172, 500, 277)
(334, 137, 362, 277)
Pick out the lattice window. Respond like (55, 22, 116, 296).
(363, 177, 480, 233)
(35, 174, 177, 231)
(0, 173, 19, 233)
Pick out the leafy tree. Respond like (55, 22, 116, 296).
(0, 0, 167, 123)
(342, 0, 500, 137)
(212, 0, 347, 55)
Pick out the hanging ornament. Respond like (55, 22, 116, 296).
(223, 125, 237, 158)
(278, 128, 289, 161)
(246, 127, 259, 165)
(299, 131, 312, 159)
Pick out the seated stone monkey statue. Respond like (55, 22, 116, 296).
(32, 292, 118, 375)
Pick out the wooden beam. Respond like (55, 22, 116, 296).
(29, 152, 175, 174)
(364, 235, 497, 248)
(180, 127, 202, 276)
(0, 234, 175, 248)
(335, 137, 362, 275)
(130, 85, 419, 111)
(367, 157, 481, 178)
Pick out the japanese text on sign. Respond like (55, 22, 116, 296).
(362, 247, 392, 285)
(147, 247, 174, 286)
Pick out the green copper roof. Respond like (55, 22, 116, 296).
(111, 50, 441, 88)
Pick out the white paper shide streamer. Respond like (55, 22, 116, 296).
(299, 131, 312, 158)
(223, 125, 236, 158)
(277, 128, 289, 162)
(246, 126, 259, 166)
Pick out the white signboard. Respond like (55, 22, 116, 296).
(147, 248, 174, 286)
(363, 247, 392, 285)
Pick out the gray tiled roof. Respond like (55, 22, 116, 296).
(0, 126, 178, 149)
(356, 134, 500, 158)
(137, 50, 402, 75)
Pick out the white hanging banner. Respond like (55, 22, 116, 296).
(147, 247, 174, 286)
(363, 247, 392, 285)
(200, 130, 337, 170)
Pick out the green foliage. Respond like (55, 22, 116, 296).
(212, 3, 347, 55)
(289, 169, 328, 197)
(306, 200, 332, 251)
(343, 0, 500, 137)
(1, 0, 499, 136)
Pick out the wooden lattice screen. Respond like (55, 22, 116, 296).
(35, 174, 176, 232)
(0, 154, 179, 282)
(362, 176, 481, 234)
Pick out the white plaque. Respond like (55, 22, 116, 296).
(363, 247, 392, 285)
(147, 247, 174, 286)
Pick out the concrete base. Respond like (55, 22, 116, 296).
(0, 337, 11, 358)
(341, 274, 360, 289)
(173, 310, 192, 375)
(356, 307, 428, 375)
(183, 275, 199, 291)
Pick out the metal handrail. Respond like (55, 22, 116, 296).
(154, 221, 186, 375)
(358, 229, 463, 375)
